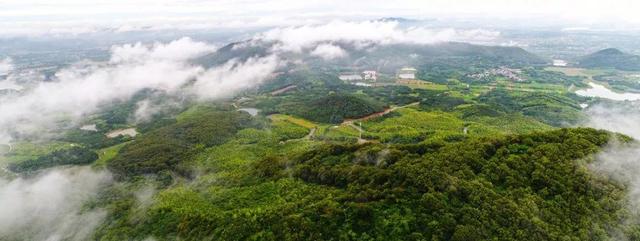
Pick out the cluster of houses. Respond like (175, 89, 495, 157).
(467, 67, 525, 82)
(552, 59, 568, 67)
(397, 67, 417, 80)
(338, 67, 418, 86)
(339, 70, 378, 82)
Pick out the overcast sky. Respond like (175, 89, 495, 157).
(1, 0, 640, 37)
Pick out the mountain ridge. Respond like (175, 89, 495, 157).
(578, 48, 640, 70)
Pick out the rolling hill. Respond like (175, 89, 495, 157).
(195, 40, 547, 72)
(578, 48, 640, 71)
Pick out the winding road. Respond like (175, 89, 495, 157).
(341, 102, 420, 125)
(342, 102, 420, 143)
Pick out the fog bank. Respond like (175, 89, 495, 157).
(0, 167, 112, 241)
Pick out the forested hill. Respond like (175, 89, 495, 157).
(195, 41, 547, 71)
(92, 127, 639, 240)
(578, 48, 640, 71)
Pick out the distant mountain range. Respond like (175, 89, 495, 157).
(196, 40, 547, 72)
(578, 48, 640, 71)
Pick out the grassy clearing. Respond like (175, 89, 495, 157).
(361, 108, 466, 142)
(320, 125, 360, 139)
(193, 127, 320, 187)
(396, 80, 449, 90)
(94, 142, 129, 167)
(0, 141, 77, 164)
(545, 67, 611, 79)
(269, 114, 317, 129)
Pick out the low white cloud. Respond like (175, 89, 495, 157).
(0, 37, 281, 144)
(310, 43, 347, 60)
(132, 97, 185, 124)
(0, 58, 13, 76)
(3, 0, 640, 38)
(191, 55, 280, 100)
(0, 167, 112, 241)
(133, 99, 162, 123)
(583, 102, 640, 237)
(110, 37, 216, 63)
(591, 145, 640, 210)
(584, 103, 640, 139)
(0, 38, 210, 143)
(258, 20, 501, 52)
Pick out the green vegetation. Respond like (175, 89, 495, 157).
(8, 146, 98, 172)
(475, 89, 584, 126)
(0, 141, 77, 164)
(107, 106, 255, 178)
(362, 108, 464, 143)
(94, 142, 129, 167)
(281, 93, 385, 123)
(578, 48, 640, 71)
(61, 129, 132, 149)
(523, 68, 587, 87)
(93, 128, 633, 240)
(419, 90, 467, 111)
(593, 72, 640, 93)
(8, 42, 640, 240)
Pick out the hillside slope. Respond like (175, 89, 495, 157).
(92, 128, 635, 241)
(195, 41, 547, 71)
(578, 48, 640, 71)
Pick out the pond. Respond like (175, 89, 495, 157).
(575, 82, 640, 101)
(106, 128, 138, 138)
(238, 108, 260, 117)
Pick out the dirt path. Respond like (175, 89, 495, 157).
(271, 85, 297, 95)
(340, 102, 420, 143)
(305, 128, 316, 139)
(342, 102, 419, 125)
(281, 127, 316, 144)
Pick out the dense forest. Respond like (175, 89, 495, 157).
(91, 128, 637, 240)
(107, 106, 256, 178)
(284, 93, 386, 123)
(8, 146, 98, 172)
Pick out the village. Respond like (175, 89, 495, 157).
(466, 67, 525, 82)
(338, 65, 529, 87)
(338, 67, 418, 86)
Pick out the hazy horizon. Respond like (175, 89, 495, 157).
(3, 0, 640, 39)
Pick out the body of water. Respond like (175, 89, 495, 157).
(238, 108, 260, 117)
(575, 82, 640, 101)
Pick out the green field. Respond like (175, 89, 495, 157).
(94, 142, 129, 167)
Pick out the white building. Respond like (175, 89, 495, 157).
(397, 67, 417, 80)
(339, 73, 362, 81)
(552, 59, 568, 67)
(353, 82, 373, 87)
(362, 70, 377, 82)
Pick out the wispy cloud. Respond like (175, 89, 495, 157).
(0, 37, 281, 143)
(0, 167, 112, 241)
(3, 0, 640, 38)
(583, 102, 640, 237)
(584, 103, 640, 139)
(0, 58, 13, 76)
(310, 43, 347, 60)
(259, 20, 501, 52)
